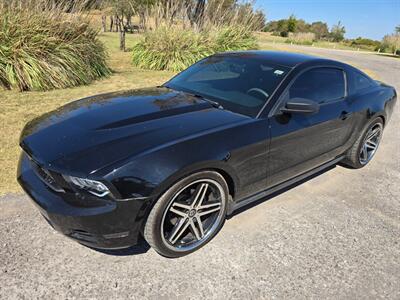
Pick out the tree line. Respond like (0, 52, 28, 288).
(264, 15, 345, 42)
(265, 15, 399, 54)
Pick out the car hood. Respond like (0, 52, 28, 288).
(20, 87, 248, 176)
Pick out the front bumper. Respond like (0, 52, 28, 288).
(17, 152, 150, 250)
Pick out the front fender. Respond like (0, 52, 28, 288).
(104, 131, 241, 200)
(149, 159, 239, 200)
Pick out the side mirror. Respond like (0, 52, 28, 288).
(280, 98, 320, 115)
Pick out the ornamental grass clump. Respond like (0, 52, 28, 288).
(132, 26, 258, 72)
(211, 26, 259, 52)
(131, 0, 261, 72)
(0, 5, 111, 91)
(132, 27, 213, 72)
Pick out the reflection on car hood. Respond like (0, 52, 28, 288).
(20, 87, 248, 175)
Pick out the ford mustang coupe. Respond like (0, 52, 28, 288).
(18, 51, 397, 257)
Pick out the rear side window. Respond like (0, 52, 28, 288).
(347, 70, 376, 95)
(288, 67, 345, 104)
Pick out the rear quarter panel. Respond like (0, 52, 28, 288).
(351, 84, 395, 125)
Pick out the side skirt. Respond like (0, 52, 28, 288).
(227, 156, 345, 215)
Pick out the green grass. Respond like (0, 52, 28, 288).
(312, 41, 357, 51)
(256, 32, 375, 52)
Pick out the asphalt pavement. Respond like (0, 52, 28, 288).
(1, 47, 399, 299)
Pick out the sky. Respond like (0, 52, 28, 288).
(256, 0, 400, 40)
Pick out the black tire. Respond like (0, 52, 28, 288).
(342, 117, 384, 169)
(144, 171, 229, 258)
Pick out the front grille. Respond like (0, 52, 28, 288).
(30, 159, 65, 193)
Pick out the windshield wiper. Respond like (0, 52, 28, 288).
(163, 85, 224, 110)
(185, 92, 224, 110)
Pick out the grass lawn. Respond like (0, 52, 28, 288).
(256, 32, 356, 50)
(0, 31, 379, 195)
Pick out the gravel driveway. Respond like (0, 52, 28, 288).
(1, 48, 399, 299)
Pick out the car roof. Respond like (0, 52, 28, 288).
(216, 50, 335, 68)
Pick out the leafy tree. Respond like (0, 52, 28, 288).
(287, 14, 297, 33)
(330, 21, 346, 42)
(135, 0, 158, 28)
(277, 19, 288, 37)
(105, 0, 157, 50)
(265, 16, 325, 38)
(396, 25, 400, 33)
(263, 20, 279, 33)
(295, 19, 310, 33)
(310, 21, 329, 39)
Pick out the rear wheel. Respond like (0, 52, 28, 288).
(144, 171, 228, 258)
(342, 118, 384, 169)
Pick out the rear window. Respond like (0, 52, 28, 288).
(347, 70, 376, 95)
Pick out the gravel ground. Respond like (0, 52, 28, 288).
(1, 48, 399, 299)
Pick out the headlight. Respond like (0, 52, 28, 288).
(63, 175, 110, 197)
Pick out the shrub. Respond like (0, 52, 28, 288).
(381, 34, 400, 55)
(0, 6, 111, 91)
(132, 26, 258, 72)
(286, 32, 316, 45)
(349, 37, 381, 51)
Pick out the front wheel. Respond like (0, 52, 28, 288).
(342, 117, 384, 169)
(144, 171, 229, 258)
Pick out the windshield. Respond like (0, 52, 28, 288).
(165, 55, 291, 117)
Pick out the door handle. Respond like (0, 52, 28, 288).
(340, 111, 352, 120)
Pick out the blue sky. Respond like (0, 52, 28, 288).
(256, 0, 400, 40)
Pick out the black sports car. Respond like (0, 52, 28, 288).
(18, 51, 397, 257)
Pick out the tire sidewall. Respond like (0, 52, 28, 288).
(353, 117, 384, 168)
(144, 171, 229, 258)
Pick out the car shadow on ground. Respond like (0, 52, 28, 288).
(227, 164, 338, 219)
(88, 236, 151, 256)
(88, 164, 341, 256)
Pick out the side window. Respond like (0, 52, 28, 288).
(288, 67, 345, 104)
(347, 70, 376, 95)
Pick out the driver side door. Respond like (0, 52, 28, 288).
(267, 66, 354, 188)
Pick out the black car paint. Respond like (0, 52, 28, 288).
(17, 51, 397, 249)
